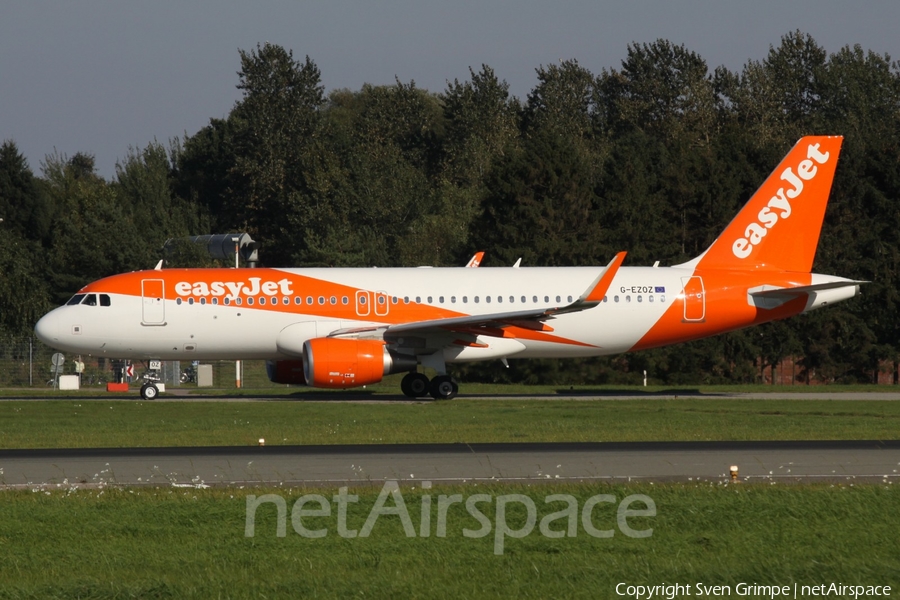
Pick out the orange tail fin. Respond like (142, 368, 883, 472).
(692, 135, 843, 273)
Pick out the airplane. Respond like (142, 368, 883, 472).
(35, 136, 863, 400)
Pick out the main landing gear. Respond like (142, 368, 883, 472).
(400, 372, 458, 400)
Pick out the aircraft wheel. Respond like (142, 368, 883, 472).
(401, 372, 431, 398)
(429, 375, 458, 400)
(140, 383, 159, 400)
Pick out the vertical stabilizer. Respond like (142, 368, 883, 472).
(692, 136, 843, 272)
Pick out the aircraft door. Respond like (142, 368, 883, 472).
(374, 291, 389, 316)
(142, 279, 166, 325)
(681, 276, 705, 322)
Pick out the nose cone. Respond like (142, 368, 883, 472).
(34, 311, 59, 345)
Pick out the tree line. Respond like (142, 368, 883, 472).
(2, 30, 898, 384)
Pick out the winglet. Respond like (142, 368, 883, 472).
(581, 251, 626, 303)
(465, 251, 485, 268)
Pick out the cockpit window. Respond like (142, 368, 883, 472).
(66, 294, 86, 306)
(100, 294, 111, 307)
(81, 294, 98, 306)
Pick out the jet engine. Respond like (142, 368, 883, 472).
(302, 337, 416, 388)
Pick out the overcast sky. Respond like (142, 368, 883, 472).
(2, 1, 898, 179)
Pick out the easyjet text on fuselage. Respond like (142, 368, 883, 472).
(174, 277, 294, 298)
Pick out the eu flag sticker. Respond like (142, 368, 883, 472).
(655, 286, 666, 293)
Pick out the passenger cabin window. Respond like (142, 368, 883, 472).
(67, 294, 86, 306)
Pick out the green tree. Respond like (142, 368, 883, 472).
(474, 129, 603, 267)
(597, 40, 718, 142)
(0, 141, 52, 244)
(228, 43, 325, 265)
(42, 152, 143, 302)
(172, 117, 238, 224)
(441, 65, 520, 187)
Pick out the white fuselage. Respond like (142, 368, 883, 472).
(34, 265, 856, 363)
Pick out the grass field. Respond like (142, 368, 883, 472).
(0, 482, 896, 599)
(2, 388, 897, 597)
(6, 377, 899, 397)
(0, 396, 898, 448)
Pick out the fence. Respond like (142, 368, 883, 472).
(0, 337, 285, 389)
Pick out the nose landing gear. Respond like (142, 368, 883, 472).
(139, 361, 162, 400)
(140, 381, 159, 400)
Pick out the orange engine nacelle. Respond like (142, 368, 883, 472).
(302, 338, 390, 389)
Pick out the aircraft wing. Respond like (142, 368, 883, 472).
(330, 252, 626, 339)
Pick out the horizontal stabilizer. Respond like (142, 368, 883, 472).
(748, 279, 866, 310)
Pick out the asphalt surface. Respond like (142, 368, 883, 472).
(2, 391, 899, 488)
(4, 390, 900, 402)
(2, 440, 899, 488)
